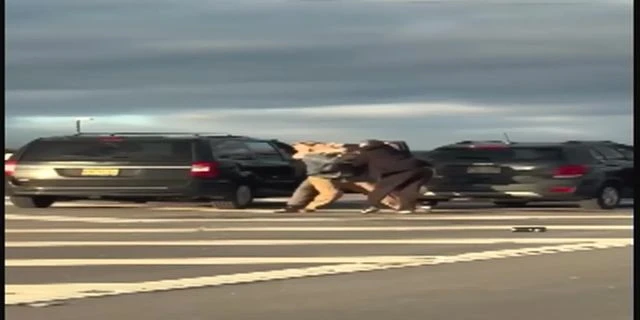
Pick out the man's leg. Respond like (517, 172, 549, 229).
(394, 169, 430, 211)
(274, 178, 318, 213)
(287, 178, 318, 207)
(305, 176, 343, 211)
(349, 181, 400, 210)
(366, 171, 413, 208)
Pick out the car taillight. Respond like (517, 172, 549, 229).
(5, 159, 17, 176)
(190, 162, 219, 178)
(553, 165, 587, 178)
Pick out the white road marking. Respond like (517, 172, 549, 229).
(5, 256, 439, 267)
(3, 214, 348, 223)
(4, 202, 146, 208)
(4, 225, 633, 234)
(4, 213, 634, 224)
(4, 238, 632, 248)
(5, 241, 632, 306)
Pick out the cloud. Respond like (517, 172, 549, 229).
(165, 102, 503, 121)
(4, 0, 633, 148)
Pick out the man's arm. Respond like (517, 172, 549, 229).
(348, 150, 369, 167)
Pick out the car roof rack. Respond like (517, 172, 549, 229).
(455, 140, 507, 144)
(564, 140, 613, 144)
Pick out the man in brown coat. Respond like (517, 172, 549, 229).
(349, 139, 433, 214)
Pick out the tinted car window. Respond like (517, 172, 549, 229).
(591, 145, 626, 160)
(270, 141, 295, 156)
(244, 141, 284, 160)
(429, 147, 563, 162)
(211, 141, 254, 159)
(614, 146, 633, 159)
(19, 139, 193, 162)
(587, 149, 606, 162)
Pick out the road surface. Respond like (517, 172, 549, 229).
(4, 199, 634, 320)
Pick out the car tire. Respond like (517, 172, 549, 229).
(211, 184, 254, 209)
(494, 201, 529, 207)
(580, 184, 621, 210)
(10, 196, 55, 208)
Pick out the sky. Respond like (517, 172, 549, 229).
(4, 0, 633, 150)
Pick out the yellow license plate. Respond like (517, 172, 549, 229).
(81, 168, 120, 176)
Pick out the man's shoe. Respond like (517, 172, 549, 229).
(396, 209, 414, 214)
(413, 206, 432, 214)
(273, 206, 300, 213)
(361, 206, 380, 214)
(300, 208, 316, 213)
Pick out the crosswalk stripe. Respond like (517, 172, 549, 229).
(4, 225, 633, 233)
(5, 256, 440, 267)
(5, 241, 632, 306)
(4, 213, 634, 224)
(4, 201, 146, 208)
(4, 238, 632, 248)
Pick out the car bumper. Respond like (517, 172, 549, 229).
(421, 181, 598, 201)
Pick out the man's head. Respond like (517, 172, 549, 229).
(358, 139, 385, 149)
(292, 142, 347, 158)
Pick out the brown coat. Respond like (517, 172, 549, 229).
(350, 144, 428, 179)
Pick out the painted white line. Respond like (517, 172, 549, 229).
(5, 241, 632, 306)
(3, 214, 347, 223)
(5, 256, 439, 267)
(4, 238, 633, 248)
(4, 202, 146, 208)
(4, 214, 634, 224)
(4, 225, 633, 234)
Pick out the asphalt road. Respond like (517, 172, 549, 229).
(4, 198, 634, 320)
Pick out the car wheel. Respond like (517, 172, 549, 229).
(494, 201, 529, 207)
(211, 184, 254, 209)
(580, 184, 620, 210)
(10, 196, 55, 208)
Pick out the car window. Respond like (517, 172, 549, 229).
(270, 141, 295, 158)
(244, 141, 284, 160)
(587, 149, 606, 162)
(211, 141, 254, 160)
(611, 145, 633, 160)
(591, 145, 626, 160)
(19, 139, 193, 162)
(511, 148, 564, 161)
(429, 147, 563, 162)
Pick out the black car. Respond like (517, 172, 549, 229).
(419, 140, 633, 210)
(4, 132, 306, 209)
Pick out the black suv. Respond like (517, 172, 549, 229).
(420, 140, 633, 210)
(5, 133, 306, 209)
